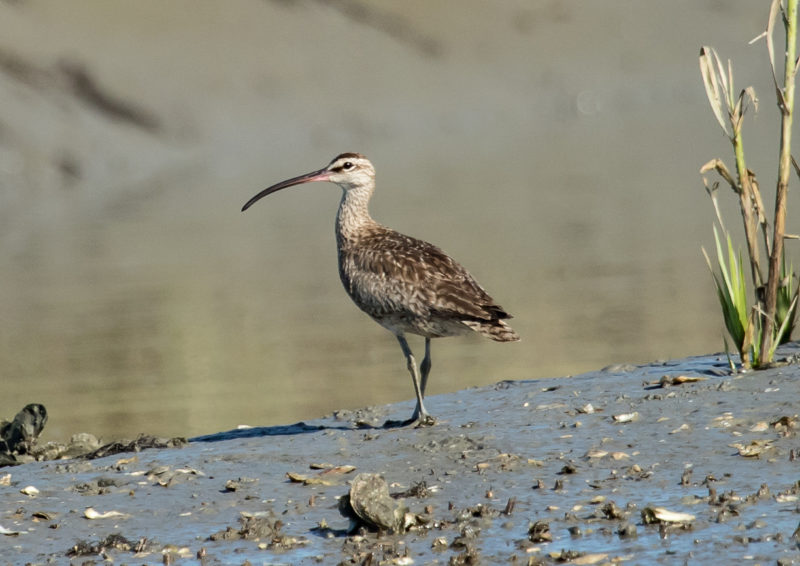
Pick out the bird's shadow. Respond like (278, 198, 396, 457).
(189, 418, 411, 443)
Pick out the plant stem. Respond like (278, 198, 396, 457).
(732, 119, 763, 291)
(761, 0, 798, 363)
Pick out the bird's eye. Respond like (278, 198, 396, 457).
(342, 161, 354, 170)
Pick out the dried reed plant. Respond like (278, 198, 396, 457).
(700, 0, 799, 368)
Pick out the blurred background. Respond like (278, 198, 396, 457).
(0, 1, 784, 441)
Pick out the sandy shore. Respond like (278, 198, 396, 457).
(2, 345, 800, 565)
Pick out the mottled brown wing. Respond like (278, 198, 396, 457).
(340, 227, 511, 324)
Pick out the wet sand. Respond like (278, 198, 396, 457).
(3, 346, 800, 565)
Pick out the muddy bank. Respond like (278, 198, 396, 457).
(3, 346, 800, 565)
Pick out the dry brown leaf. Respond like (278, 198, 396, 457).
(699, 46, 730, 136)
(286, 472, 337, 486)
(319, 465, 356, 476)
(287, 464, 355, 485)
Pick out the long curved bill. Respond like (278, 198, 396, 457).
(241, 167, 331, 212)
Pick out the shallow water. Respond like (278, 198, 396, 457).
(0, 1, 779, 440)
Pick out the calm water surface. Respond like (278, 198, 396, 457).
(0, 1, 773, 440)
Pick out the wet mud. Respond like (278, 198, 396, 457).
(3, 345, 800, 565)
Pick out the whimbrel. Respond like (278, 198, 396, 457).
(242, 153, 519, 425)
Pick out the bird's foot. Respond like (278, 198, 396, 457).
(412, 414, 436, 428)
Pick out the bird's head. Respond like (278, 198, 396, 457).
(242, 153, 375, 212)
(324, 153, 375, 188)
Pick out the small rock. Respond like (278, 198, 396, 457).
(612, 412, 639, 423)
(342, 473, 407, 533)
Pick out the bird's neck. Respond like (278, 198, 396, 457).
(336, 184, 377, 244)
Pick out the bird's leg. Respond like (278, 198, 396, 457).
(419, 337, 432, 398)
(396, 335, 434, 426)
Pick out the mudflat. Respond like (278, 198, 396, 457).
(3, 345, 800, 564)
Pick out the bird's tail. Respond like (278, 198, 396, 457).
(464, 319, 520, 342)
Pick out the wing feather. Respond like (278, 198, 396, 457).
(339, 227, 511, 324)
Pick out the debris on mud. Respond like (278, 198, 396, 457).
(339, 535, 415, 565)
(145, 464, 203, 487)
(208, 512, 308, 550)
(19, 485, 39, 497)
(646, 374, 708, 388)
(729, 439, 775, 458)
(223, 476, 257, 492)
(391, 480, 432, 499)
(81, 434, 187, 460)
(332, 407, 390, 428)
(1, 408, 186, 467)
(612, 411, 639, 423)
(641, 506, 695, 525)
(66, 532, 151, 557)
(287, 463, 356, 485)
(83, 508, 128, 520)
(772, 415, 797, 435)
(527, 520, 552, 543)
(0, 404, 48, 465)
(340, 473, 410, 533)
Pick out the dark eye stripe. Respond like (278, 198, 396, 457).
(332, 162, 355, 173)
